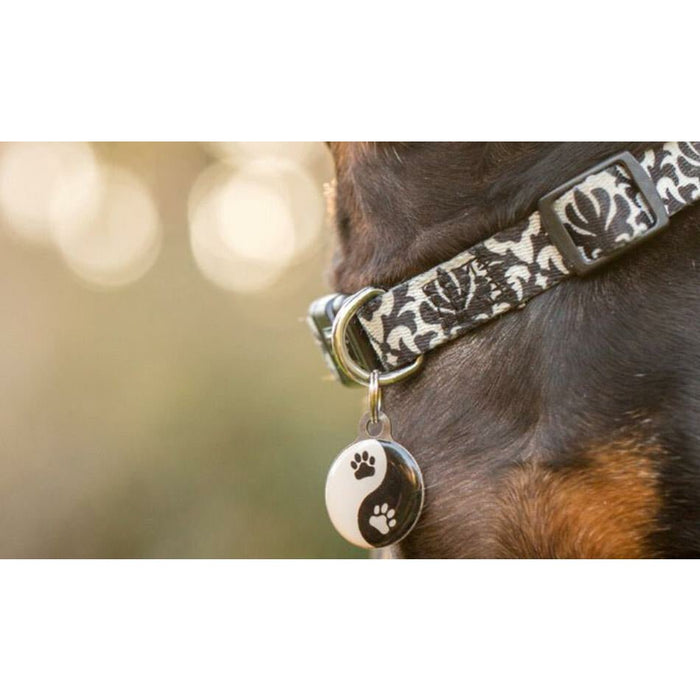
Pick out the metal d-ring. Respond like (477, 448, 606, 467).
(330, 286, 424, 387)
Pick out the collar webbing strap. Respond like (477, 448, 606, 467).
(356, 142, 700, 371)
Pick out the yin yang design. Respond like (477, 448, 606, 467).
(325, 438, 424, 549)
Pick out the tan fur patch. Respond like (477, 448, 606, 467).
(493, 440, 663, 558)
(322, 178, 337, 223)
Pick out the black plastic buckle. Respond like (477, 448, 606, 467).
(538, 151, 669, 275)
(306, 293, 380, 387)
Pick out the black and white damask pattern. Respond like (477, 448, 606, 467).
(358, 142, 700, 370)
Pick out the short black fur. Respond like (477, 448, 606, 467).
(329, 142, 700, 558)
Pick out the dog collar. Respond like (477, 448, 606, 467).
(309, 142, 700, 387)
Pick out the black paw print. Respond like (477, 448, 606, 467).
(350, 450, 376, 480)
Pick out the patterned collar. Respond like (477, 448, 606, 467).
(340, 142, 700, 377)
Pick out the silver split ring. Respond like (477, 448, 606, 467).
(368, 370, 382, 423)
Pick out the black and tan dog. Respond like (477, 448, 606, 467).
(327, 142, 700, 558)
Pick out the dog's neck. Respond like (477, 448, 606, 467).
(330, 143, 652, 291)
(329, 142, 700, 558)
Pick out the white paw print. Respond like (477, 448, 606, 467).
(368, 503, 397, 535)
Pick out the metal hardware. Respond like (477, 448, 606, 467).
(325, 408, 425, 549)
(306, 293, 380, 387)
(538, 151, 669, 275)
(368, 369, 382, 424)
(331, 287, 424, 387)
(357, 410, 393, 441)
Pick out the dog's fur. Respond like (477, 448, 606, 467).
(328, 142, 700, 558)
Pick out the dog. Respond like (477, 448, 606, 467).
(327, 142, 700, 558)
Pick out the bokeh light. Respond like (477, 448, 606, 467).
(189, 157, 325, 293)
(52, 165, 162, 288)
(0, 142, 360, 558)
(0, 142, 99, 245)
(206, 142, 319, 167)
(0, 142, 333, 294)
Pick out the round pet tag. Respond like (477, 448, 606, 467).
(325, 413, 424, 549)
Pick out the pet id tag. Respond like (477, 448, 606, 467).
(325, 371, 424, 549)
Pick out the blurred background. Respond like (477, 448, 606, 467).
(0, 142, 364, 557)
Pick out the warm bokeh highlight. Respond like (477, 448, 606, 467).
(0, 142, 362, 557)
